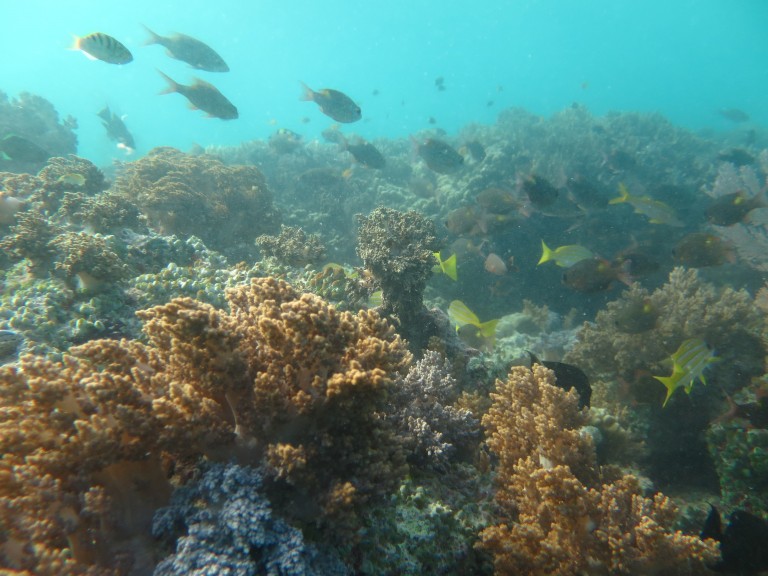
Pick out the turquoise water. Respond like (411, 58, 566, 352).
(3, 0, 767, 165)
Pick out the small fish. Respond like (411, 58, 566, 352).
(268, 128, 303, 154)
(435, 76, 446, 91)
(718, 148, 756, 167)
(521, 174, 558, 208)
(158, 71, 238, 120)
(701, 505, 768, 573)
(416, 138, 464, 174)
(143, 25, 229, 72)
(528, 352, 591, 408)
(614, 298, 658, 334)
(97, 106, 136, 151)
(448, 300, 498, 350)
(706, 191, 765, 226)
(0, 135, 50, 163)
(562, 258, 625, 293)
(344, 138, 386, 169)
(57, 173, 86, 187)
(300, 83, 361, 123)
(475, 187, 518, 215)
(609, 183, 683, 226)
(432, 252, 457, 281)
(538, 240, 594, 268)
(321, 124, 346, 145)
(72, 32, 133, 64)
(673, 232, 735, 268)
(653, 338, 719, 407)
(464, 140, 486, 162)
(716, 108, 750, 123)
(484, 253, 507, 275)
(445, 206, 507, 237)
(367, 290, 383, 308)
(0, 329, 23, 364)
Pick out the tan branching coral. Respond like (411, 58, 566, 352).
(479, 364, 718, 575)
(112, 147, 280, 253)
(1, 277, 411, 573)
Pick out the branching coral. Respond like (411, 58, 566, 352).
(256, 224, 326, 267)
(50, 232, 133, 292)
(479, 364, 718, 575)
(112, 147, 281, 257)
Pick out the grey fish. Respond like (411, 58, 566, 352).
(0, 134, 50, 163)
(97, 106, 136, 151)
(144, 25, 229, 72)
(0, 330, 23, 364)
(300, 83, 361, 123)
(158, 71, 238, 120)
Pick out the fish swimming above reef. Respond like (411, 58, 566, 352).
(448, 300, 499, 350)
(538, 240, 594, 268)
(72, 32, 133, 64)
(673, 232, 736, 268)
(0, 134, 51, 163)
(701, 505, 768, 574)
(716, 108, 750, 123)
(706, 191, 765, 226)
(653, 338, 719, 407)
(158, 71, 238, 120)
(562, 257, 627, 293)
(97, 106, 136, 152)
(609, 183, 683, 226)
(300, 83, 361, 123)
(463, 140, 486, 162)
(57, 173, 86, 187)
(415, 137, 464, 174)
(343, 137, 386, 169)
(143, 25, 229, 72)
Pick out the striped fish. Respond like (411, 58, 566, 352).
(73, 32, 133, 65)
(447, 300, 499, 351)
(653, 338, 719, 407)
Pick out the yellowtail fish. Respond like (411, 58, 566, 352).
(158, 71, 238, 120)
(609, 183, 683, 226)
(538, 240, 594, 267)
(72, 32, 133, 64)
(447, 300, 498, 350)
(432, 252, 457, 280)
(653, 338, 719, 407)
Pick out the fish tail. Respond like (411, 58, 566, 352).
(142, 24, 162, 46)
(299, 82, 314, 102)
(157, 70, 179, 95)
(609, 183, 631, 205)
(653, 375, 678, 407)
(441, 253, 457, 280)
(538, 240, 554, 265)
(478, 319, 499, 339)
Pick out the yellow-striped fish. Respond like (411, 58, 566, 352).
(609, 183, 683, 227)
(653, 338, 719, 407)
(73, 32, 133, 65)
(537, 240, 594, 267)
(447, 300, 498, 350)
(367, 290, 383, 308)
(433, 252, 457, 281)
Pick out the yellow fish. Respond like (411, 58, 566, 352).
(538, 240, 594, 267)
(447, 300, 498, 349)
(609, 183, 683, 226)
(653, 338, 719, 407)
(433, 252, 457, 281)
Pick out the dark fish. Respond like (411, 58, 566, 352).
(435, 76, 446, 91)
(143, 25, 229, 72)
(614, 298, 658, 334)
(465, 140, 486, 162)
(0, 329, 23, 364)
(345, 139, 386, 169)
(529, 352, 591, 408)
(97, 106, 135, 151)
(522, 174, 559, 208)
(707, 191, 765, 226)
(268, 128, 302, 154)
(73, 32, 133, 64)
(416, 138, 464, 173)
(673, 233, 735, 268)
(158, 71, 238, 120)
(717, 108, 750, 123)
(612, 249, 660, 278)
(475, 187, 518, 215)
(300, 83, 361, 123)
(718, 148, 756, 167)
(563, 258, 622, 293)
(701, 505, 768, 574)
(0, 135, 50, 163)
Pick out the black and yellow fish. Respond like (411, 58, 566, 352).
(706, 191, 765, 226)
(72, 32, 133, 64)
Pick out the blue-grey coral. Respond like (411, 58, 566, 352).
(153, 462, 350, 576)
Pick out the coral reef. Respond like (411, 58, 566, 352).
(357, 207, 441, 351)
(112, 147, 281, 258)
(50, 232, 133, 293)
(256, 224, 326, 267)
(0, 210, 61, 273)
(479, 364, 718, 575)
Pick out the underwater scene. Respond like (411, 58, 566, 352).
(2, 1, 768, 574)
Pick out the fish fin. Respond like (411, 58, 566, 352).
(608, 183, 630, 204)
(441, 253, 457, 280)
(157, 70, 179, 95)
(142, 24, 162, 46)
(653, 374, 679, 407)
(538, 240, 553, 265)
(478, 319, 499, 339)
(299, 82, 314, 102)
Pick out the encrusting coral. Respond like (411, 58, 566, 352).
(256, 223, 326, 267)
(0, 277, 411, 573)
(479, 364, 718, 575)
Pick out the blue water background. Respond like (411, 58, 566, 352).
(3, 0, 766, 166)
